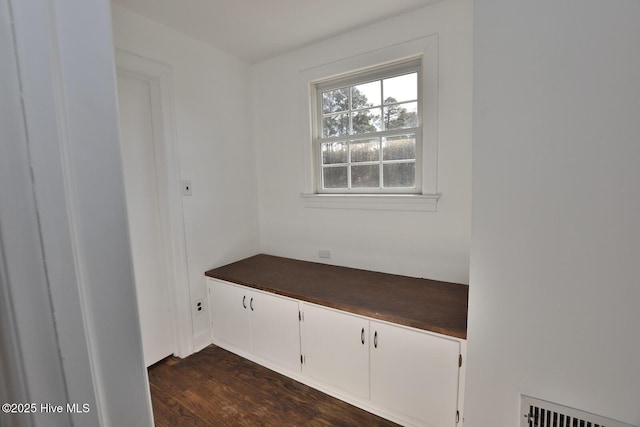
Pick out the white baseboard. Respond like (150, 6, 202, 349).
(192, 330, 212, 355)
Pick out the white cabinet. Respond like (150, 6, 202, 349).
(370, 321, 461, 427)
(250, 288, 301, 372)
(209, 278, 464, 426)
(208, 278, 300, 373)
(300, 303, 369, 399)
(300, 303, 461, 426)
(209, 278, 251, 352)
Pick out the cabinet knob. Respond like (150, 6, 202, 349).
(374, 331, 378, 348)
(361, 327, 365, 345)
(250, 297, 254, 311)
(242, 295, 247, 309)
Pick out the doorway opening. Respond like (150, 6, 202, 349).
(116, 50, 192, 365)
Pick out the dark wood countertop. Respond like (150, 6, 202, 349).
(205, 254, 468, 339)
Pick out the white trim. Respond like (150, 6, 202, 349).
(4, 1, 154, 425)
(116, 50, 193, 358)
(300, 193, 440, 212)
(315, 57, 422, 91)
(313, 58, 423, 194)
(300, 34, 439, 210)
(33, 2, 104, 423)
(0, 1, 70, 422)
(421, 36, 439, 198)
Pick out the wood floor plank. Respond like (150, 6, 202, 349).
(148, 345, 399, 426)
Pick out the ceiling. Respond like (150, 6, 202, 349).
(111, 0, 442, 63)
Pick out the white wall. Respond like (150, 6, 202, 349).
(466, 1, 640, 426)
(111, 5, 260, 350)
(252, 0, 473, 283)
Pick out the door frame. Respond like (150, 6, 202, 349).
(116, 50, 192, 358)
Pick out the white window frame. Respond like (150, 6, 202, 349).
(299, 34, 440, 212)
(313, 58, 423, 194)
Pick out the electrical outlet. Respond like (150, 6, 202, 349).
(318, 249, 331, 259)
(182, 179, 192, 196)
(195, 299, 203, 313)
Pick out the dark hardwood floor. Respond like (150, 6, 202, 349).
(148, 345, 399, 426)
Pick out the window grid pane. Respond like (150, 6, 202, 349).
(383, 162, 416, 188)
(316, 60, 421, 193)
(323, 166, 348, 189)
(321, 141, 348, 165)
(383, 134, 416, 161)
(350, 138, 380, 163)
(321, 74, 418, 137)
(351, 81, 381, 110)
(351, 108, 382, 134)
(351, 164, 380, 188)
(319, 138, 417, 191)
(322, 87, 349, 114)
(383, 102, 418, 131)
(383, 72, 418, 105)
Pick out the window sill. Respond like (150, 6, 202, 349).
(299, 193, 440, 212)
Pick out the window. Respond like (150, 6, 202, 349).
(301, 35, 439, 211)
(313, 58, 422, 194)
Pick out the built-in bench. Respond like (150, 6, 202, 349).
(205, 254, 469, 427)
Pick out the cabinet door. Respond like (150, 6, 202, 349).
(208, 279, 251, 352)
(370, 321, 460, 427)
(250, 290, 301, 373)
(300, 303, 369, 399)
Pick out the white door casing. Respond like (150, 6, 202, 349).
(2, 2, 155, 425)
(116, 50, 192, 361)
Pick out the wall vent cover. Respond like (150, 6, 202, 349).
(521, 395, 637, 427)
